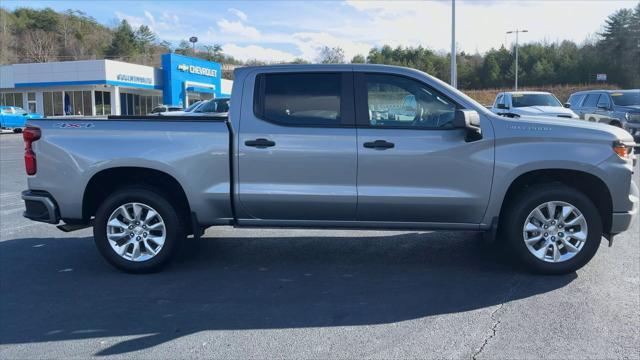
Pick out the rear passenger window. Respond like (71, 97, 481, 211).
(254, 73, 343, 126)
(583, 94, 600, 107)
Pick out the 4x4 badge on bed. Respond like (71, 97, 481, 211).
(54, 123, 95, 128)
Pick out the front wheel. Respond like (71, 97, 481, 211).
(93, 187, 185, 273)
(501, 184, 602, 274)
(13, 128, 22, 133)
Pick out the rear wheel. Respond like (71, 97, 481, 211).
(93, 187, 185, 273)
(501, 184, 602, 274)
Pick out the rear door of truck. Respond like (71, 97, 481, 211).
(236, 69, 358, 222)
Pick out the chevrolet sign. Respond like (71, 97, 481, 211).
(177, 64, 217, 77)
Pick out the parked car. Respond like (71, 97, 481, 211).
(188, 98, 230, 117)
(21, 64, 637, 275)
(0, 106, 42, 132)
(148, 105, 182, 115)
(159, 98, 230, 117)
(491, 91, 579, 119)
(158, 100, 205, 116)
(566, 89, 640, 141)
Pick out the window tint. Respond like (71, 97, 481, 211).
(364, 74, 458, 129)
(511, 93, 562, 108)
(597, 94, 610, 108)
(568, 94, 584, 107)
(256, 73, 342, 126)
(583, 94, 600, 107)
(610, 91, 640, 106)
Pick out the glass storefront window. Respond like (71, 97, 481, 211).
(64, 90, 92, 115)
(43, 92, 64, 117)
(27, 92, 36, 113)
(95, 91, 111, 116)
(0, 92, 24, 108)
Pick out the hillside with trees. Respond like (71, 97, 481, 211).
(1, 3, 638, 88)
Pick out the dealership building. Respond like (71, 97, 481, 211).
(0, 53, 232, 117)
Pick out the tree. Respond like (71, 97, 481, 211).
(106, 20, 138, 59)
(351, 54, 365, 63)
(22, 29, 57, 62)
(317, 46, 345, 64)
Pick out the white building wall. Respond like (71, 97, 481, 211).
(104, 60, 161, 87)
(221, 79, 233, 96)
(0, 65, 15, 88)
(12, 60, 107, 85)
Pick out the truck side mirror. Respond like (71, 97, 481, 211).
(496, 103, 509, 110)
(563, 103, 571, 108)
(597, 104, 609, 110)
(453, 110, 482, 142)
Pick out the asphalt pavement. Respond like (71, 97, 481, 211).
(0, 132, 638, 359)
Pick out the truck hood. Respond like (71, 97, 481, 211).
(513, 115, 635, 143)
(513, 106, 577, 117)
(616, 105, 640, 113)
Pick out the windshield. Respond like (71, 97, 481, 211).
(610, 91, 640, 106)
(195, 99, 230, 113)
(511, 94, 562, 108)
(184, 101, 202, 112)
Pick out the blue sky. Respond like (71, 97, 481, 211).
(3, 0, 636, 62)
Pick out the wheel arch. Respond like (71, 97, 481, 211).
(497, 168, 613, 235)
(83, 167, 193, 232)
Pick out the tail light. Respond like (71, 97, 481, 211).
(23, 126, 41, 175)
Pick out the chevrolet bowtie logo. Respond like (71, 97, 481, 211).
(177, 64, 189, 71)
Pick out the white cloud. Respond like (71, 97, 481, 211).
(343, 0, 635, 54)
(289, 32, 371, 62)
(115, 11, 146, 29)
(221, 43, 297, 62)
(228, 8, 248, 22)
(217, 18, 261, 41)
(115, 10, 181, 34)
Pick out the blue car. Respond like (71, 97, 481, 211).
(0, 106, 42, 133)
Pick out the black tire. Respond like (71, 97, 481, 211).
(93, 187, 185, 273)
(501, 183, 602, 275)
(13, 128, 22, 133)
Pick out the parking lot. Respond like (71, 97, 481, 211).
(0, 131, 638, 359)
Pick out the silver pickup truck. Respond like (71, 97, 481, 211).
(21, 64, 638, 274)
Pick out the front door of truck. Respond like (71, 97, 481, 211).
(237, 71, 358, 221)
(354, 72, 494, 224)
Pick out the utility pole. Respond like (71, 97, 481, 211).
(450, 0, 457, 88)
(506, 29, 527, 90)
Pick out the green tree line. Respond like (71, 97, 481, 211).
(1, 3, 638, 88)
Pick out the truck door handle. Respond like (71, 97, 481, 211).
(363, 140, 394, 149)
(245, 138, 276, 148)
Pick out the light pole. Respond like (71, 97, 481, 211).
(506, 29, 528, 90)
(450, 0, 457, 88)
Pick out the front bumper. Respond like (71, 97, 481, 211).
(22, 190, 60, 224)
(610, 180, 639, 234)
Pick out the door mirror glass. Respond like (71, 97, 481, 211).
(563, 102, 571, 108)
(496, 103, 509, 110)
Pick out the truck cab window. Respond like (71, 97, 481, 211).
(364, 74, 458, 129)
(255, 73, 342, 126)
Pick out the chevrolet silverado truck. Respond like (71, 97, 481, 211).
(21, 64, 638, 274)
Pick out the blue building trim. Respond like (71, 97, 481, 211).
(15, 80, 162, 90)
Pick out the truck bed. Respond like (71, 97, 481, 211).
(25, 116, 234, 225)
